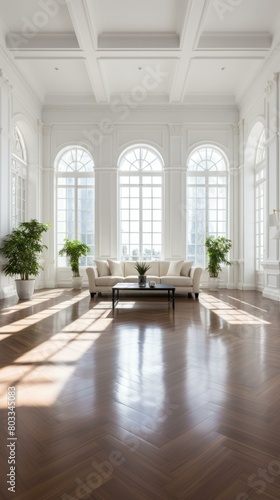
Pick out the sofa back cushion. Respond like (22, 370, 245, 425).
(124, 261, 160, 277)
(146, 261, 160, 276)
(166, 260, 184, 276)
(124, 262, 138, 276)
(108, 259, 124, 276)
(181, 261, 193, 277)
(159, 261, 170, 276)
(95, 260, 110, 276)
(159, 260, 193, 277)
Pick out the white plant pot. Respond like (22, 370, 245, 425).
(209, 277, 220, 291)
(72, 276, 83, 289)
(15, 279, 35, 300)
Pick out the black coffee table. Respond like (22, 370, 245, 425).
(112, 283, 175, 310)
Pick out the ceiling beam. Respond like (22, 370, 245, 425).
(9, 52, 85, 60)
(198, 32, 272, 50)
(66, 0, 109, 102)
(170, 0, 212, 103)
(98, 33, 180, 49)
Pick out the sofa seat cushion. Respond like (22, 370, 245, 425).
(124, 275, 160, 283)
(147, 275, 160, 283)
(160, 276, 193, 286)
(124, 275, 138, 283)
(95, 276, 124, 286)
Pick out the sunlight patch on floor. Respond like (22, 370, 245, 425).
(0, 330, 101, 407)
(0, 294, 114, 407)
(200, 294, 270, 325)
(0, 293, 90, 334)
(227, 295, 268, 312)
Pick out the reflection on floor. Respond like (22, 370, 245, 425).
(0, 288, 280, 499)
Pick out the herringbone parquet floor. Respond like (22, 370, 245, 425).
(1, 288, 280, 499)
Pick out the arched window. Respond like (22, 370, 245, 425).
(11, 126, 27, 227)
(56, 147, 95, 267)
(244, 122, 266, 273)
(186, 145, 229, 267)
(119, 145, 163, 260)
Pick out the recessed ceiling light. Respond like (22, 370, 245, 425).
(138, 66, 142, 70)
(221, 67, 225, 71)
(54, 67, 59, 71)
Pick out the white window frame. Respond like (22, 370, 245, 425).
(186, 145, 229, 268)
(119, 145, 163, 261)
(255, 164, 265, 271)
(11, 126, 27, 228)
(254, 127, 266, 272)
(56, 147, 95, 268)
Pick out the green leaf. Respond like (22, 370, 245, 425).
(205, 236, 232, 278)
(59, 239, 90, 277)
(0, 219, 50, 280)
(133, 261, 151, 275)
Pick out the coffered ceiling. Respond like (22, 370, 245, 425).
(1, 0, 280, 106)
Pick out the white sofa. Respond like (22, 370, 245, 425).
(86, 259, 202, 299)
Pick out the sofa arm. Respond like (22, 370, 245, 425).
(86, 267, 98, 293)
(192, 267, 202, 293)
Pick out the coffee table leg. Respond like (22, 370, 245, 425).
(172, 289, 175, 309)
(112, 289, 115, 310)
(168, 290, 171, 308)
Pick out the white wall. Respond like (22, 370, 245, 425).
(2, 29, 280, 298)
(0, 45, 43, 297)
(41, 104, 238, 287)
(239, 42, 280, 300)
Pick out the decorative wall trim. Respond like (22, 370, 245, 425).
(168, 124, 184, 136)
(0, 69, 12, 91)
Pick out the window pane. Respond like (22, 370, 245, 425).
(143, 222, 152, 232)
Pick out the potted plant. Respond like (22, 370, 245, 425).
(0, 219, 50, 299)
(59, 238, 90, 289)
(205, 235, 232, 290)
(134, 261, 151, 287)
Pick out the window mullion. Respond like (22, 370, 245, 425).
(75, 177, 79, 239)
(139, 181, 143, 258)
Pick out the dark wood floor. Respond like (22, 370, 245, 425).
(1, 288, 280, 499)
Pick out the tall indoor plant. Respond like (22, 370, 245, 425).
(205, 235, 232, 290)
(134, 261, 151, 287)
(59, 238, 90, 289)
(0, 219, 50, 299)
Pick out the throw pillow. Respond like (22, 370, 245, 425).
(181, 261, 193, 277)
(107, 259, 123, 276)
(95, 260, 110, 276)
(166, 260, 184, 276)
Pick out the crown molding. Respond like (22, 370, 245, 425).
(0, 40, 43, 107)
(42, 92, 238, 112)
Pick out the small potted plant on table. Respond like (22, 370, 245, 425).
(134, 261, 151, 287)
(59, 238, 90, 289)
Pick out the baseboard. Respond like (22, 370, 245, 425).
(262, 287, 280, 302)
(0, 285, 17, 299)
